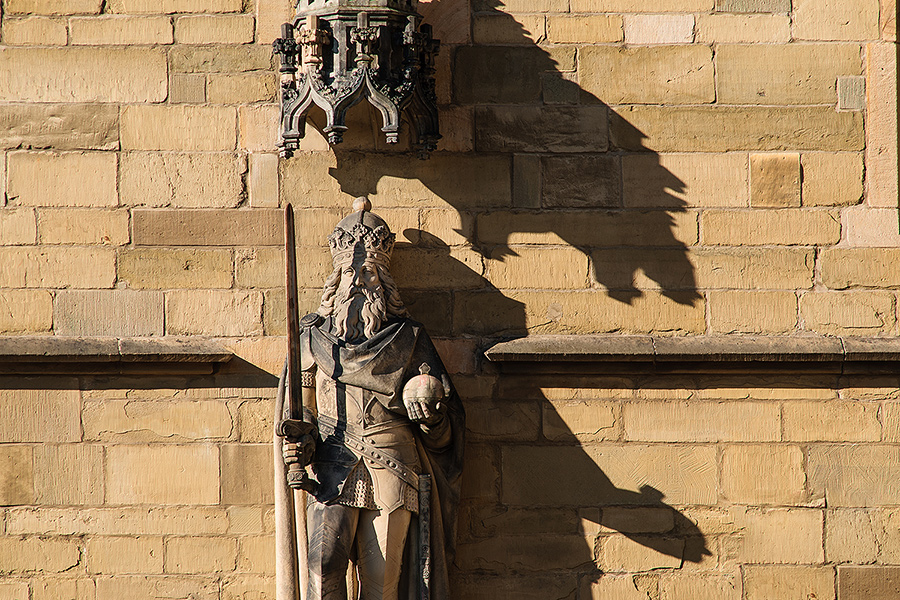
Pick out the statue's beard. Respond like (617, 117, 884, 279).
(332, 285, 387, 342)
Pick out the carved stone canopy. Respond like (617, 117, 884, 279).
(273, 0, 441, 158)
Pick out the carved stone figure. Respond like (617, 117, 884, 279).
(274, 199, 465, 600)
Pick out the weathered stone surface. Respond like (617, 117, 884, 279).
(793, 0, 880, 40)
(750, 153, 800, 208)
(235, 246, 330, 289)
(166, 537, 237, 573)
(612, 106, 864, 152)
(547, 15, 622, 43)
(458, 533, 589, 572)
(802, 152, 863, 206)
(624, 401, 779, 442)
(208, 73, 276, 104)
(7, 506, 229, 535)
(472, 14, 544, 44)
(0, 47, 166, 102)
(838, 75, 867, 110)
(54, 290, 163, 336)
(109, 0, 243, 12)
(658, 576, 740, 600)
(839, 567, 900, 600)
(866, 44, 898, 208)
(121, 106, 236, 151)
(170, 45, 273, 72)
(717, 44, 862, 104)
(256, 0, 294, 45)
(0, 537, 80, 572)
(0, 388, 81, 442)
(701, 210, 840, 245)
(248, 153, 278, 208)
(31, 579, 97, 600)
(623, 153, 747, 208)
(0, 289, 52, 334)
(33, 445, 103, 505)
(571, 0, 713, 9)
(826, 509, 877, 563)
(696, 13, 790, 42)
(0, 104, 118, 150)
(596, 535, 684, 572)
(800, 292, 895, 336)
(784, 401, 880, 442)
(175, 14, 254, 44)
(454, 46, 574, 104)
(810, 446, 900, 506)
(476, 106, 608, 153)
(466, 399, 540, 442)
(542, 155, 620, 207)
(2, 17, 68, 45)
(709, 291, 797, 333)
(237, 535, 274, 574)
(728, 508, 824, 563)
(839, 206, 900, 247)
(694, 247, 813, 289)
(170, 73, 206, 103)
(106, 445, 219, 505)
(133, 209, 282, 246)
(167, 290, 263, 336)
(119, 248, 233, 290)
(581, 45, 712, 104)
(0, 582, 31, 600)
(624, 14, 694, 44)
(38, 208, 129, 245)
(512, 154, 541, 209)
(94, 576, 219, 600)
(86, 537, 164, 574)
(0, 209, 34, 246)
(8, 0, 102, 14)
(722, 445, 805, 505)
(8, 151, 117, 207)
(120, 153, 244, 208)
(220, 445, 273, 505)
(744, 566, 835, 600)
(83, 400, 232, 442)
(502, 445, 716, 506)
(543, 401, 617, 441)
(239, 104, 280, 151)
(70, 16, 173, 44)
(0, 446, 33, 506)
(716, 0, 790, 11)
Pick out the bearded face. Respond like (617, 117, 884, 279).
(330, 259, 388, 342)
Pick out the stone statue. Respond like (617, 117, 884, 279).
(274, 198, 465, 600)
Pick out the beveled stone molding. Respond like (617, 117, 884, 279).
(0, 336, 232, 375)
(485, 335, 900, 375)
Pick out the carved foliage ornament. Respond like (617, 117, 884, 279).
(273, 0, 441, 158)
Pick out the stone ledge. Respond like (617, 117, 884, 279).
(0, 337, 232, 375)
(484, 335, 900, 375)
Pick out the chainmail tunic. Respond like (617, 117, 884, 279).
(335, 461, 418, 513)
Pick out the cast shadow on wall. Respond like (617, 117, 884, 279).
(301, 0, 700, 311)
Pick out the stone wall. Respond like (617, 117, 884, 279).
(0, 0, 898, 598)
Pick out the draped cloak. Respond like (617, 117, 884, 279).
(275, 316, 465, 600)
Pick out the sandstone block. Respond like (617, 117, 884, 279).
(696, 14, 790, 42)
(547, 15, 622, 43)
(207, 73, 277, 104)
(237, 535, 275, 574)
(263, 288, 325, 336)
(221, 575, 274, 600)
(84, 399, 232, 442)
(120, 153, 244, 208)
(26, 246, 113, 288)
(8, 0, 101, 14)
(457, 534, 589, 572)
(0, 209, 36, 245)
(0, 388, 81, 442)
(119, 248, 233, 290)
(728, 508, 824, 563)
(793, 0, 880, 40)
(838, 75, 867, 110)
(166, 537, 237, 573)
(502, 445, 717, 506)
(839, 206, 900, 247)
(581, 45, 712, 104)
(801, 153, 863, 206)
(106, 445, 219, 505)
(709, 291, 798, 333)
(624, 14, 694, 44)
(581, 577, 649, 600)
(624, 401, 779, 442)
(623, 153, 747, 208)
(239, 104, 280, 151)
(121, 106, 236, 151)
(0, 290, 52, 334)
(810, 446, 900, 506)
(170, 73, 206, 103)
(472, 15, 544, 44)
(543, 401, 617, 441)
(1, 17, 67, 45)
(839, 567, 900, 600)
(70, 16, 174, 44)
(866, 43, 898, 207)
(541, 155, 621, 208)
(94, 576, 218, 600)
(0, 446, 33, 506)
(236, 246, 331, 289)
(570, 0, 713, 10)
(133, 209, 282, 246)
(701, 210, 840, 245)
(237, 401, 274, 443)
(454, 46, 554, 104)
(256, 0, 294, 45)
(170, 45, 273, 73)
(7, 151, 117, 207)
(596, 535, 684, 572)
(716, 0, 789, 9)
(461, 445, 500, 502)
(512, 154, 540, 209)
(717, 44, 862, 105)
(466, 399, 540, 442)
(175, 14, 254, 44)
(881, 403, 900, 442)
(783, 401, 880, 442)
(0, 47, 166, 102)
(33, 444, 103, 505)
(722, 445, 805, 505)
(0, 537, 79, 573)
(0, 582, 31, 600)
(600, 508, 674, 534)
(86, 537, 164, 574)
(167, 290, 263, 336)
(476, 106, 608, 153)
(31, 579, 96, 600)
(826, 509, 877, 563)
(486, 247, 588, 290)
(800, 292, 895, 336)
(875, 509, 900, 563)
(38, 209, 128, 246)
(883, 0, 897, 40)
(228, 506, 265, 534)
(612, 106, 864, 152)
(744, 566, 835, 600)
(0, 248, 28, 287)
(750, 153, 800, 208)
(389, 246, 485, 290)
(220, 445, 274, 505)
(109, 0, 243, 12)
(7, 506, 229, 536)
(658, 576, 739, 600)
(0, 104, 118, 151)
(694, 248, 813, 289)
